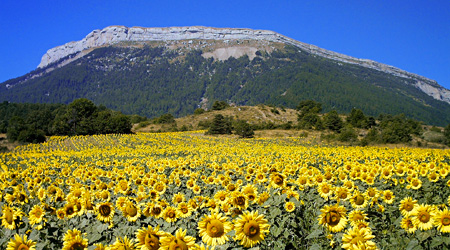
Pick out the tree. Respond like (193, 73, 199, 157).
(194, 108, 205, 115)
(296, 100, 322, 116)
(155, 113, 176, 124)
(207, 114, 232, 135)
(234, 120, 254, 138)
(347, 108, 368, 128)
(445, 124, 450, 145)
(323, 110, 344, 132)
(212, 101, 229, 111)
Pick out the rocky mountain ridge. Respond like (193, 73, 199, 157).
(37, 25, 450, 104)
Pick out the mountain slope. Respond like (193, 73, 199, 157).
(1, 26, 450, 126)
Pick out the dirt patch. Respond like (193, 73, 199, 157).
(203, 46, 258, 61)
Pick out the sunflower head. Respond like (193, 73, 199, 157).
(234, 210, 270, 248)
(136, 225, 165, 250)
(319, 204, 348, 233)
(7, 234, 36, 250)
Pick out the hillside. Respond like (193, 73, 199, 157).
(1, 26, 450, 126)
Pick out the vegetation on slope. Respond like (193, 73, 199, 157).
(1, 43, 450, 125)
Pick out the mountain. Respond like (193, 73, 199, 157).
(1, 26, 450, 125)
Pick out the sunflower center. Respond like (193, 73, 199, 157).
(35, 209, 42, 218)
(236, 196, 246, 206)
(169, 239, 188, 250)
(274, 175, 284, 185)
(326, 211, 341, 226)
(5, 209, 13, 224)
(66, 206, 75, 215)
(152, 207, 162, 216)
(17, 244, 29, 250)
(69, 242, 85, 250)
(126, 204, 137, 217)
(99, 204, 111, 216)
(168, 210, 176, 218)
(419, 212, 430, 223)
(155, 184, 164, 192)
(18, 194, 26, 202)
(207, 219, 225, 237)
(144, 234, 160, 250)
(243, 220, 260, 238)
(354, 195, 365, 205)
(353, 214, 364, 221)
(181, 207, 188, 214)
(442, 216, 450, 226)
(404, 202, 414, 211)
(101, 192, 109, 199)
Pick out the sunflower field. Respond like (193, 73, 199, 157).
(1, 131, 450, 250)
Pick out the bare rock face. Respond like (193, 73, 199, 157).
(38, 25, 450, 104)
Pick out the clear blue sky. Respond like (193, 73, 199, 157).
(1, 0, 449, 89)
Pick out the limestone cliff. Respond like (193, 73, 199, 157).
(37, 25, 450, 104)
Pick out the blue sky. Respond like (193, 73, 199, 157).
(1, 0, 449, 89)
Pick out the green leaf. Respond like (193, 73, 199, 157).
(416, 231, 431, 242)
(431, 237, 443, 248)
(272, 226, 282, 237)
(97, 223, 109, 232)
(444, 236, 450, 245)
(89, 233, 102, 243)
(306, 228, 323, 240)
(271, 207, 282, 218)
(309, 243, 321, 250)
(406, 239, 419, 250)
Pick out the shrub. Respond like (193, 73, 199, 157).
(234, 120, 255, 138)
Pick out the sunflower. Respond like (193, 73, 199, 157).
(6, 234, 36, 250)
(234, 210, 270, 248)
(150, 204, 163, 218)
(350, 191, 368, 209)
(176, 202, 193, 218)
(56, 208, 66, 220)
(62, 235, 88, 250)
(434, 207, 450, 233)
(408, 178, 422, 190)
(401, 216, 417, 233)
(160, 228, 196, 250)
(63, 228, 83, 242)
(28, 205, 45, 226)
(413, 204, 435, 231)
(317, 182, 334, 200)
(154, 182, 167, 194)
(198, 211, 232, 246)
(110, 236, 137, 250)
(64, 202, 78, 219)
(285, 202, 296, 213)
(123, 201, 141, 222)
(318, 204, 348, 233)
(1, 205, 21, 230)
(92, 243, 107, 250)
(348, 210, 368, 227)
(135, 225, 166, 250)
(399, 197, 417, 217)
(172, 192, 185, 205)
(162, 206, 178, 223)
(214, 190, 229, 205)
(334, 186, 350, 201)
(270, 173, 286, 188)
(341, 227, 377, 250)
(257, 192, 270, 206)
(231, 192, 249, 210)
(96, 202, 115, 223)
(382, 190, 395, 204)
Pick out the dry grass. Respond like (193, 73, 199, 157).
(0, 134, 21, 151)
